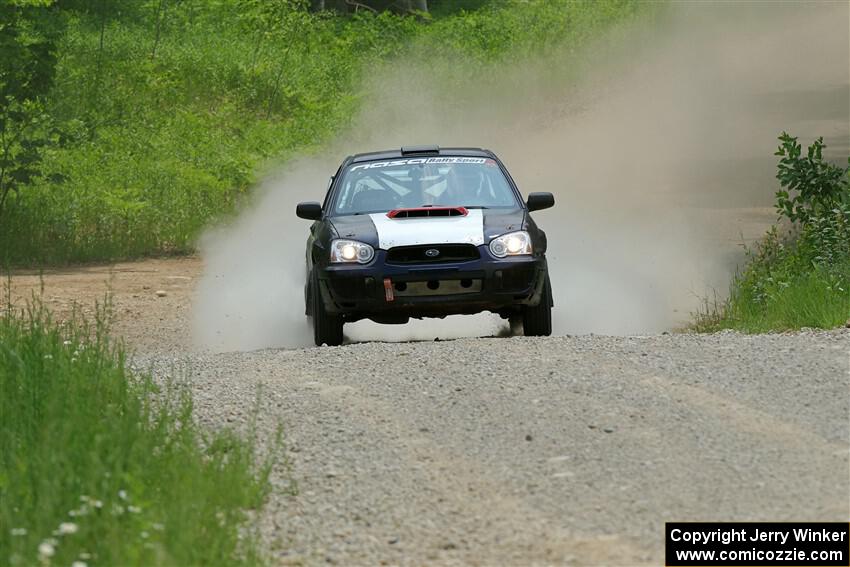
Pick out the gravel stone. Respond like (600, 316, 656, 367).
(135, 329, 850, 566)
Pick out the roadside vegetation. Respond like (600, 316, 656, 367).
(0, 1, 647, 565)
(694, 134, 850, 332)
(0, 299, 271, 566)
(0, 0, 644, 265)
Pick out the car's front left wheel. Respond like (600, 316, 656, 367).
(310, 271, 344, 346)
(522, 273, 552, 336)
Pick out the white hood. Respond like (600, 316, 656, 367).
(369, 209, 485, 249)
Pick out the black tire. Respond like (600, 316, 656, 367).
(508, 314, 524, 336)
(310, 271, 343, 346)
(522, 274, 552, 336)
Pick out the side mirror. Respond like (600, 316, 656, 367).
(296, 201, 322, 220)
(526, 192, 554, 212)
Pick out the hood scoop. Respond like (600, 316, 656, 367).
(387, 207, 468, 219)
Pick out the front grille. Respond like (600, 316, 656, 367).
(386, 244, 480, 264)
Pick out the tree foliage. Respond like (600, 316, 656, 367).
(0, 0, 644, 264)
(0, 98, 53, 217)
(774, 132, 850, 224)
(0, 0, 64, 103)
(0, 0, 65, 221)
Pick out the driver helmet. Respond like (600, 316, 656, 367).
(445, 165, 483, 205)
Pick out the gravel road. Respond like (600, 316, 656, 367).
(137, 328, 850, 566)
(7, 258, 849, 564)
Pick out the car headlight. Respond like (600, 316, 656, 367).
(330, 239, 375, 264)
(489, 231, 532, 258)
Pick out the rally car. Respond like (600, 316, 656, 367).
(296, 145, 554, 346)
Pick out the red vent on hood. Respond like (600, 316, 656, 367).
(387, 207, 468, 219)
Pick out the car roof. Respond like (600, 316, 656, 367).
(348, 146, 495, 164)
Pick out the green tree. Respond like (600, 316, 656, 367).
(0, 98, 52, 219)
(0, 0, 65, 221)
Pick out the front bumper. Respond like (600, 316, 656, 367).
(315, 246, 548, 321)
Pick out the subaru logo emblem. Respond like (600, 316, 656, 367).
(425, 248, 440, 257)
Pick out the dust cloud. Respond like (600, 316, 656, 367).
(193, 2, 849, 351)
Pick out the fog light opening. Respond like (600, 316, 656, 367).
(427, 280, 440, 290)
(395, 282, 407, 292)
(460, 279, 473, 288)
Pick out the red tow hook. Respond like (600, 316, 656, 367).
(383, 278, 395, 302)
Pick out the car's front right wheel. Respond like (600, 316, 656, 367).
(310, 271, 344, 346)
(521, 274, 552, 336)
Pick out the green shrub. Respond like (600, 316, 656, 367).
(0, 301, 271, 566)
(775, 132, 850, 223)
(696, 134, 850, 332)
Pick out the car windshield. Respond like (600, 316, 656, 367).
(332, 157, 518, 215)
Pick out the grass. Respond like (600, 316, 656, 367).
(694, 264, 850, 333)
(693, 218, 850, 333)
(0, 0, 647, 265)
(730, 267, 849, 331)
(0, 298, 272, 566)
